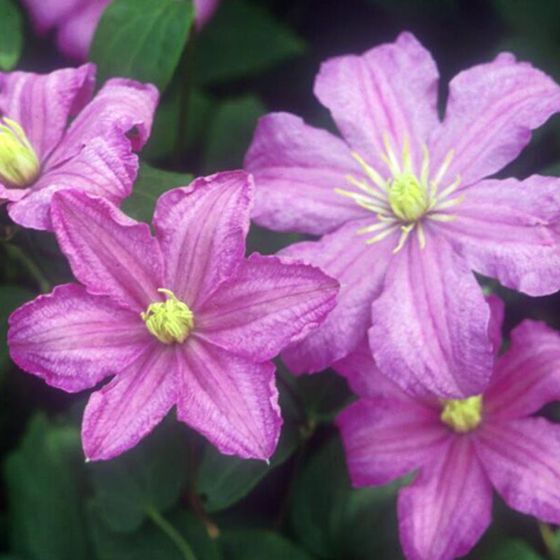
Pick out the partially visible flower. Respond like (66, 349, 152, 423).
(0, 64, 158, 230)
(21, 0, 221, 61)
(8, 172, 338, 461)
(336, 299, 560, 560)
(245, 31, 560, 398)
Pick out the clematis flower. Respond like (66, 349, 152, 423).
(245, 31, 560, 398)
(336, 299, 560, 560)
(0, 63, 157, 230)
(8, 171, 338, 461)
(21, 0, 221, 61)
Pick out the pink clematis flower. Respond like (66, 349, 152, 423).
(0, 63, 158, 230)
(8, 171, 338, 461)
(336, 298, 560, 560)
(21, 0, 221, 61)
(245, 31, 560, 398)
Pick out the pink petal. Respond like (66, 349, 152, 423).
(369, 230, 493, 398)
(280, 219, 396, 373)
(337, 397, 447, 487)
(245, 112, 366, 235)
(484, 320, 560, 420)
(82, 345, 177, 461)
(153, 171, 251, 308)
(0, 64, 95, 161)
(193, 0, 220, 30)
(51, 190, 163, 312)
(8, 283, 148, 393)
(176, 337, 281, 460)
(20, 0, 82, 33)
(430, 53, 560, 188)
(441, 176, 560, 296)
(487, 294, 505, 354)
(314, 31, 439, 171)
(476, 417, 560, 525)
(398, 437, 492, 560)
(196, 253, 338, 361)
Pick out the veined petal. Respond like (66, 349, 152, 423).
(196, 253, 338, 361)
(245, 112, 366, 235)
(430, 53, 560, 187)
(398, 437, 492, 560)
(476, 418, 560, 525)
(153, 171, 252, 308)
(280, 218, 396, 374)
(176, 337, 281, 460)
(51, 190, 163, 312)
(485, 320, 560, 420)
(8, 284, 148, 393)
(82, 345, 177, 461)
(0, 64, 95, 160)
(314, 31, 439, 170)
(369, 230, 493, 398)
(442, 176, 560, 296)
(337, 397, 448, 487)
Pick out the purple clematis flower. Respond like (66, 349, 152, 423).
(336, 298, 560, 560)
(21, 0, 221, 61)
(245, 31, 560, 398)
(8, 171, 338, 461)
(0, 63, 157, 230)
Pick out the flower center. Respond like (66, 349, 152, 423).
(141, 289, 194, 344)
(387, 172, 430, 222)
(0, 117, 40, 188)
(440, 395, 483, 433)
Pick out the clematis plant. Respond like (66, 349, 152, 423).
(336, 298, 560, 560)
(245, 31, 560, 398)
(8, 171, 338, 461)
(0, 63, 157, 230)
(21, 0, 221, 61)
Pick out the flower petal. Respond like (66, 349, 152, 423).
(442, 176, 560, 296)
(245, 112, 366, 235)
(487, 294, 505, 354)
(476, 417, 560, 525)
(20, 0, 81, 33)
(153, 171, 251, 308)
(51, 190, 163, 311)
(193, 0, 220, 29)
(82, 345, 177, 461)
(8, 284, 148, 393)
(485, 320, 560, 420)
(337, 397, 447, 487)
(430, 53, 560, 187)
(176, 337, 281, 460)
(196, 253, 338, 361)
(398, 437, 492, 560)
(0, 64, 95, 160)
(314, 31, 439, 169)
(279, 219, 396, 373)
(369, 231, 493, 398)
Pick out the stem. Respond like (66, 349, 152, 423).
(4, 242, 50, 292)
(539, 522, 560, 560)
(146, 507, 198, 560)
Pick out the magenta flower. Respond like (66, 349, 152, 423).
(8, 172, 338, 461)
(0, 63, 157, 230)
(245, 31, 560, 398)
(336, 299, 560, 560)
(22, 0, 221, 61)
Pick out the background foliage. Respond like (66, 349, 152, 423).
(2, 0, 560, 558)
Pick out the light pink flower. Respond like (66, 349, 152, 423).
(8, 172, 338, 461)
(0, 64, 158, 230)
(246, 31, 560, 398)
(336, 298, 560, 560)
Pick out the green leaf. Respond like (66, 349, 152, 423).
(122, 163, 193, 223)
(0, 0, 22, 70)
(0, 285, 33, 369)
(91, 0, 194, 91)
(221, 530, 312, 560)
(194, 0, 305, 85)
(482, 538, 544, 560)
(3, 414, 90, 560)
(89, 421, 189, 533)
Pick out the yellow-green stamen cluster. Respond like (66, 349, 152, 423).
(0, 118, 40, 187)
(388, 172, 431, 222)
(440, 395, 483, 433)
(141, 289, 194, 344)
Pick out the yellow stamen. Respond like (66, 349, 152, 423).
(0, 118, 39, 187)
(441, 395, 483, 433)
